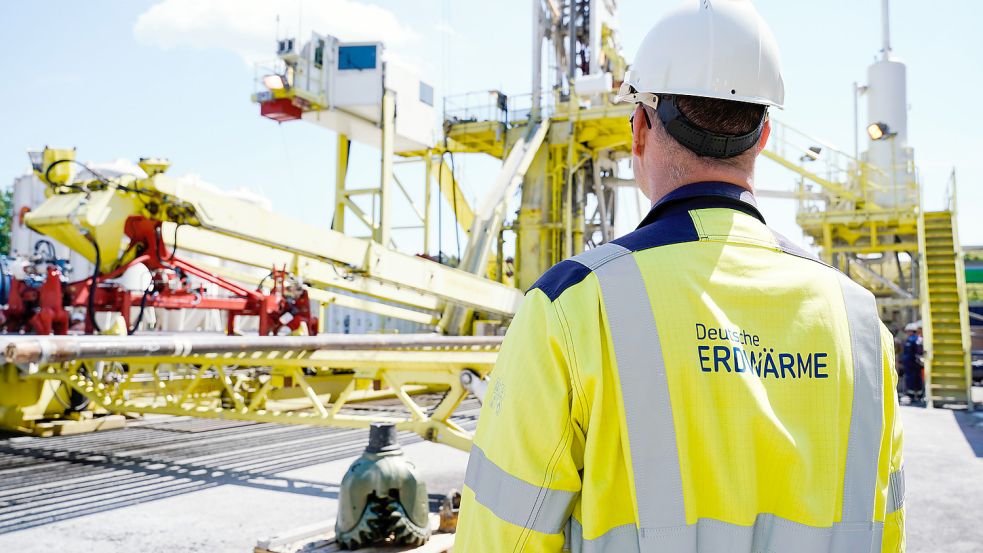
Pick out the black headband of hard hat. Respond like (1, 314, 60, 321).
(654, 95, 767, 159)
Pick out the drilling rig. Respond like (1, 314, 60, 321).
(0, 0, 971, 454)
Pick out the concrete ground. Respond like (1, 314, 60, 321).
(0, 394, 979, 552)
(899, 388, 983, 552)
(0, 408, 476, 553)
(0, 439, 468, 553)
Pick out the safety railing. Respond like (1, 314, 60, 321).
(766, 119, 919, 215)
(768, 119, 857, 185)
(442, 89, 564, 128)
(443, 91, 510, 126)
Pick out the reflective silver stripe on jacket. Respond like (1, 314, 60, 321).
(568, 519, 637, 553)
(566, 244, 885, 552)
(837, 274, 884, 535)
(568, 516, 883, 553)
(887, 468, 905, 514)
(572, 242, 686, 531)
(465, 444, 576, 534)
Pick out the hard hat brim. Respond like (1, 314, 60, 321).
(617, 77, 783, 109)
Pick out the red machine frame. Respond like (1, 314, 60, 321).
(2, 216, 317, 336)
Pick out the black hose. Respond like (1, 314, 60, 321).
(257, 271, 275, 291)
(127, 286, 153, 335)
(42, 159, 83, 190)
(41, 158, 156, 208)
(154, 224, 181, 268)
(169, 223, 180, 262)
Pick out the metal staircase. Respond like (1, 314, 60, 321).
(919, 209, 974, 408)
(763, 123, 973, 410)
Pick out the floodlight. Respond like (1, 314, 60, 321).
(867, 122, 892, 141)
(263, 74, 288, 91)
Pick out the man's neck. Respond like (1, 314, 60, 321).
(646, 170, 755, 206)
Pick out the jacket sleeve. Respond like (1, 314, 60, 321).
(455, 289, 584, 553)
(880, 324, 906, 552)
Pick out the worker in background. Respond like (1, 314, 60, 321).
(455, 1, 905, 552)
(915, 322, 925, 400)
(902, 322, 924, 402)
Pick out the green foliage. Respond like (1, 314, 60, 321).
(0, 187, 12, 256)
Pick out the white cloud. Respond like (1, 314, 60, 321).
(434, 22, 461, 39)
(133, 0, 418, 65)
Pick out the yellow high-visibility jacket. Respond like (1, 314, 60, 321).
(456, 182, 905, 552)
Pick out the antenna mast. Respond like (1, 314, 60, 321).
(881, 0, 892, 58)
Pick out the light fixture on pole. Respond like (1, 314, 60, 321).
(867, 122, 895, 141)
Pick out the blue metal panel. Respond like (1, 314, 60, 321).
(338, 45, 377, 70)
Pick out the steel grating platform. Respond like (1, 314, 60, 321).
(0, 396, 480, 536)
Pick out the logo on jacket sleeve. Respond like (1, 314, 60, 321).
(490, 379, 506, 414)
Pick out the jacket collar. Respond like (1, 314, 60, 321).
(637, 181, 765, 229)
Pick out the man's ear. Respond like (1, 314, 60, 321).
(631, 105, 647, 158)
(756, 117, 771, 154)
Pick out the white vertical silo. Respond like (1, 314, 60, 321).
(863, 0, 916, 209)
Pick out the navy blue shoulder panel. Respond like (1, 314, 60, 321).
(528, 259, 592, 301)
(612, 211, 699, 252)
(528, 212, 699, 301)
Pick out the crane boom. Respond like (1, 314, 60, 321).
(23, 168, 523, 327)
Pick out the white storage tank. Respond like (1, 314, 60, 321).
(867, 56, 908, 146)
(861, 0, 917, 209)
(864, 55, 917, 209)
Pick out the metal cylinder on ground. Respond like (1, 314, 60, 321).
(3, 333, 504, 365)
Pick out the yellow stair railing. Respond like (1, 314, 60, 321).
(919, 174, 974, 408)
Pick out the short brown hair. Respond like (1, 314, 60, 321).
(675, 95, 766, 137)
(647, 95, 767, 174)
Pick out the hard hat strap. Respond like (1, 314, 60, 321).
(655, 95, 766, 159)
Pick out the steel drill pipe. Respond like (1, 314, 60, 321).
(3, 334, 504, 365)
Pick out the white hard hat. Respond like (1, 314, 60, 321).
(904, 323, 918, 332)
(616, 0, 785, 108)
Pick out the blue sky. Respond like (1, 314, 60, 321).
(1, 0, 981, 255)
